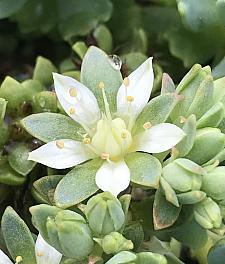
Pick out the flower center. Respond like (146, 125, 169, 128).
(91, 117, 132, 160)
(82, 81, 133, 161)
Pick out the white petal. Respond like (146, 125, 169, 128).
(35, 234, 62, 264)
(53, 73, 101, 129)
(117, 57, 154, 120)
(0, 250, 13, 264)
(28, 139, 96, 169)
(96, 160, 130, 196)
(133, 123, 185, 153)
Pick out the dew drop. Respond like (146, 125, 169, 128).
(108, 55, 122, 70)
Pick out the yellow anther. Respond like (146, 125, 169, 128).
(143, 122, 152, 129)
(121, 131, 128, 139)
(180, 116, 186, 124)
(171, 147, 179, 158)
(101, 152, 110, 160)
(83, 137, 91, 144)
(69, 107, 76, 115)
(69, 88, 77, 97)
(127, 95, 134, 102)
(56, 140, 64, 149)
(123, 77, 130, 87)
(16, 256, 23, 263)
(98, 81, 105, 89)
(37, 251, 44, 257)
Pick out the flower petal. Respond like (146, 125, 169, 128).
(0, 250, 13, 264)
(53, 73, 101, 130)
(35, 234, 62, 264)
(117, 57, 154, 120)
(133, 123, 185, 153)
(28, 139, 96, 169)
(95, 160, 130, 196)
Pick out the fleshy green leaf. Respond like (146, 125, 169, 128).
(212, 56, 225, 79)
(93, 25, 113, 54)
(58, 0, 113, 40)
(177, 0, 220, 32)
(1, 207, 36, 264)
(153, 189, 181, 230)
(0, 162, 25, 185)
(21, 113, 84, 143)
(54, 159, 102, 208)
(161, 73, 175, 94)
(32, 175, 63, 204)
(133, 93, 177, 135)
(105, 251, 137, 264)
(81, 46, 123, 113)
(172, 218, 208, 250)
(8, 143, 36, 176)
(185, 128, 225, 165)
(160, 177, 179, 207)
(0, 0, 28, 18)
(33, 56, 57, 87)
(197, 102, 225, 129)
(176, 114, 196, 158)
(208, 238, 225, 264)
(0, 98, 7, 123)
(126, 152, 161, 188)
(30, 204, 61, 242)
(177, 191, 206, 205)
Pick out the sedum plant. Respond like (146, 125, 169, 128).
(2, 45, 225, 264)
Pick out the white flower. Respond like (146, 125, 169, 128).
(28, 57, 185, 196)
(0, 234, 62, 264)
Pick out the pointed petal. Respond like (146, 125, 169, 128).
(28, 139, 96, 169)
(0, 250, 13, 264)
(133, 123, 185, 153)
(53, 73, 101, 129)
(117, 57, 154, 120)
(95, 160, 130, 196)
(35, 234, 62, 264)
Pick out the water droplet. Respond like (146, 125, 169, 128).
(108, 55, 122, 70)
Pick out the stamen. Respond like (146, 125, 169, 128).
(56, 140, 64, 149)
(127, 95, 134, 102)
(69, 88, 77, 97)
(143, 122, 152, 129)
(98, 81, 111, 120)
(121, 130, 128, 139)
(69, 107, 76, 115)
(101, 152, 110, 160)
(37, 251, 44, 257)
(16, 256, 23, 263)
(123, 77, 129, 87)
(98, 81, 105, 89)
(83, 137, 91, 144)
(180, 116, 186, 124)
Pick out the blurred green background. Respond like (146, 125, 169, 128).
(1, 0, 225, 83)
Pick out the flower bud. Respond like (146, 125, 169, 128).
(194, 198, 222, 229)
(136, 252, 167, 264)
(30, 204, 94, 258)
(105, 251, 137, 264)
(32, 91, 57, 113)
(162, 158, 203, 193)
(202, 167, 225, 200)
(95, 232, 133, 254)
(170, 64, 213, 122)
(85, 192, 125, 236)
(186, 128, 225, 165)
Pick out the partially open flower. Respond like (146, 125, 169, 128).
(28, 54, 185, 196)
